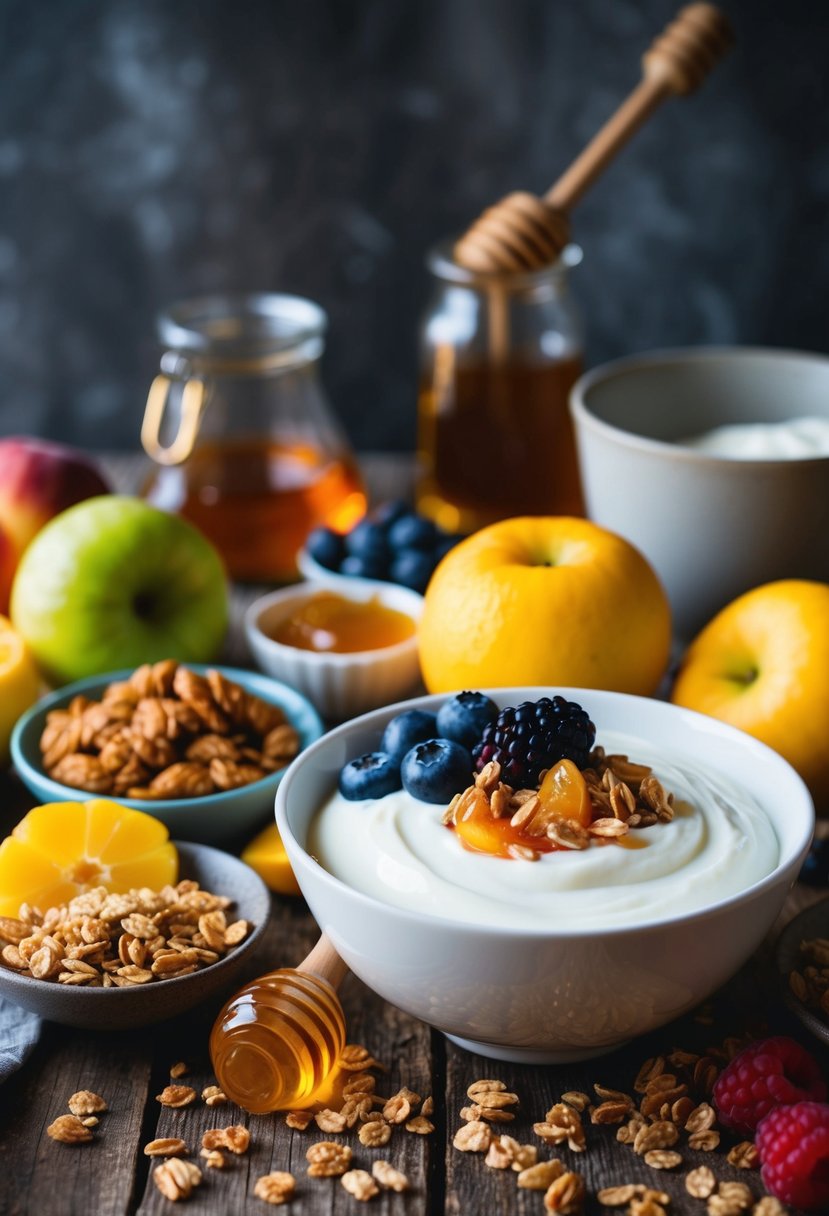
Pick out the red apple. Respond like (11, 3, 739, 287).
(0, 437, 110, 610)
(0, 521, 15, 613)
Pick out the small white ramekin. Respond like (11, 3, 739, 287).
(244, 579, 424, 721)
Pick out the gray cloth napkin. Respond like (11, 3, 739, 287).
(0, 996, 41, 1081)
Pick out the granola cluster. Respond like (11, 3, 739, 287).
(443, 747, 675, 860)
(0, 879, 250, 986)
(39, 659, 300, 800)
(450, 1079, 585, 1213)
(788, 934, 829, 1020)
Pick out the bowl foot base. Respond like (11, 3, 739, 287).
(444, 1033, 627, 1065)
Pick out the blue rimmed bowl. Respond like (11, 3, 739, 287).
(11, 665, 324, 845)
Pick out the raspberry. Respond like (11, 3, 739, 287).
(756, 1101, 829, 1210)
(712, 1036, 826, 1135)
(471, 696, 595, 789)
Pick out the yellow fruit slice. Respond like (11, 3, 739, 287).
(241, 821, 300, 896)
(0, 614, 40, 766)
(0, 799, 178, 916)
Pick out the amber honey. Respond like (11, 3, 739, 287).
(271, 590, 416, 653)
(209, 968, 347, 1113)
(416, 355, 584, 535)
(144, 440, 366, 583)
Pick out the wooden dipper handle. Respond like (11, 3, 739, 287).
(295, 933, 349, 990)
(546, 3, 733, 212)
(454, 3, 733, 274)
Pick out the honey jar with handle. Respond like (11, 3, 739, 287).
(142, 293, 366, 583)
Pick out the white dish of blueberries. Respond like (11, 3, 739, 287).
(298, 500, 463, 596)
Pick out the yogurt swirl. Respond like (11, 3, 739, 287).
(309, 730, 779, 931)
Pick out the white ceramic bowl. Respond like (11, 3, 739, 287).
(570, 347, 829, 640)
(276, 687, 813, 1063)
(245, 579, 424, 721)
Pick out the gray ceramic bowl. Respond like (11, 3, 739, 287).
(570, 347, 829, 639)
(0, 842, 270, 1030)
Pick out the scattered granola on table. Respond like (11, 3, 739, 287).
(254, 1171, 296, 1205)
(153, 1158, 202, 1202)
(38, 659, 301, 799)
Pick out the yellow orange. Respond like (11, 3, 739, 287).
(419, 516, 671, 696)
(0, 799, 178, 916)
(672, 579, 829, 813)
(0, 614, 40, 765)
(241, 821, 301, 896)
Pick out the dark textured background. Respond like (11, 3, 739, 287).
(0, 0, 826, 452)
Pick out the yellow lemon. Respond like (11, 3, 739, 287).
(0, 799, 178, 916)
(241, 821, 301, 896)
(419, 516, 671, 696)
(0, 614, 40, 765)
(672, 579, 829, 813)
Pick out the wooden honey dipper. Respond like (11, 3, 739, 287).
(210, 933, 351, 1114)
(454, 3, 734, 275)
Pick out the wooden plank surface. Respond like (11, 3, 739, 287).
(0, 452, 826, 1214)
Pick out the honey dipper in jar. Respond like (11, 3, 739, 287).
(417, 4, 733, 535)
(454, 3, 734, 275)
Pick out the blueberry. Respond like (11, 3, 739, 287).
(401, 738, 473, 803)
(339, 554, 388, 580)
(338, 752, 401, 800)
(389, 548, 435, 593)
(345, 520, 390, 565)
(381, 709, 438, 767)
(436, 691, 499, 750)
(387, 513, 438, 552)
(306, 526, 345, 570)
(372, 499, 411, 529)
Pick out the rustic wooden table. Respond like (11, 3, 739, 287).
(0, 454, 825, 1216)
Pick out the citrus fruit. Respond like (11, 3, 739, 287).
(419, 516, 671, 696)
(0, 613, 40, 765)
(241, 821, 301, 896)
(671, 579, 829, 813)
(0, 799, 178, 916)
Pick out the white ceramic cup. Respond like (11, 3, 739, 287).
(570, 347, 829, 640)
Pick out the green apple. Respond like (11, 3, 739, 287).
(11, 495, 229, 685)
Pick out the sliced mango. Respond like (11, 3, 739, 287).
(241, 821, 300, 896)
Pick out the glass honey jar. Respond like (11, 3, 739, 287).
(142, 293, 366, 583)
(416, 244, 585, 535)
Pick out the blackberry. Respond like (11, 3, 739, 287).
(472, 696, 596, 788)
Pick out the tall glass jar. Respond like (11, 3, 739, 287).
(416, 245, 584, 534)
(142, 294, 366, 583)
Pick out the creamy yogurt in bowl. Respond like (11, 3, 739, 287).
(277, 688, 813, 1063)
(309, 729, 779, 932)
